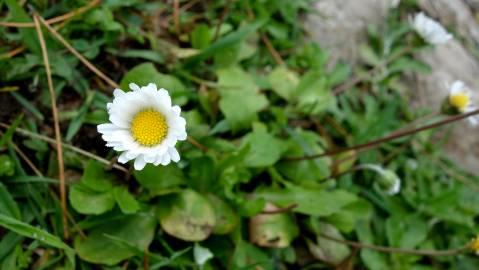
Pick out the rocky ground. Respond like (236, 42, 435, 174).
(306, 0, 479, 173)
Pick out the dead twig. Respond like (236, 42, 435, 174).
(33, 13, 68, 239)
(0, 0, 100, 28)
(0, 123, 129, 173)
(285, 109, 479, 161)
(36, 15, 119, 89)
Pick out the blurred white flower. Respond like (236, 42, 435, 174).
(412, 12, 453, 45)
(356, 164, 401, 195)
(97, 83, 187, 170)
(448, 80, 479, 126)
(194, 243, 214, 268)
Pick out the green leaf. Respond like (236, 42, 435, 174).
(0, 214, 75, 265)
(191, 24, 212, 49)
(206, 194, 238, 235)
(81, 160, 114, 192)
(134, 163, 185, 192)
(0, 114, 22, 148)
(188, 156, 216, 193)
(386, 214, 428, 248)
(249, 203, 299, 248)
(293, 70, 336, 115)
(256, 184, 357, 217)
(217, 67, 268, 132)
(277, 129, 331, 182)
(4, 0, 40, 53)
(232, 241, 273, 270)
(185, 19, 267, 66)
(119, 63, 188, 105)
(241, 128, 283, 167)
(328, 62, 351, 86)
(0, 183, 21, 219)
(69, 184, 115, 215)
(308, 222, 350, 265)
(113, 186, 140, 214)
(388, 58, 431, 74)
(74, 212, 156, 265)
(356, 220, 388, 270)
(157, 189, 216, 241)
(267, 65, 299, 100)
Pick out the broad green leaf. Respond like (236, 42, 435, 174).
(74, 212, 156, 265)
(157, 189, 216, 241)
(241, 129, 283, 167)
(293, 70, 336, 115)
(328, 62, 351, 86)
(232, 241, 273, 270)
(0, 183, 21, 219)
(217, 67, 269, 132)
(308, 222, 350, 265)
(191, 24, 212, 49)
(119, 63, 188, 105)
(356, 220, 388, 270)
(206, 194, 238, 235)
(388, 58, 431, 74)
(188, 156, 216, 193)
(69, 184, 115, 215)
(386, 214, 428, 248)
(267, 65, 299, 100)
(277, 129, 331, 182)
(256, 184, 357, 217)
(113, 186, 140, 214)
(81, 160, 114, 192)
(134, 163, 185, 192)
(0, 214, 74, 265)
(249, 203, 299, 248)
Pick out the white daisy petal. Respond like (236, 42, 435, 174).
(134, 156, 147, 170)
(97, 83, 187, 170)
(160, 154, 171, 166)
(129, 83, 141, 92)
(168, 147, 180, 162)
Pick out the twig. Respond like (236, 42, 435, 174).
(261, 34, 284, 65)
(173, 0, 180, 35)
(36, 15, 119, 89)
(186, 136, 208, 153)
(261, 203, 298, 214)
(7, 132, 87, 239)
(319, 233, 468, 257)
(0, 123, 128, 173)
(332, 47, 414, 95)
(285, 109, 479, 161)
(0, 46, 25, 59)
(33, 13, 69, 240)
(0, 0, 100, 28)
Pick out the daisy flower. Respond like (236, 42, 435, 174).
(97, 83, 187, 170)
(412, 12, 453, 45)
(447, 80, 479, 125)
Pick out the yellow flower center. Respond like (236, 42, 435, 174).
(471, 236, 479, 253)
(130, 109, 168, 146)
(449, 93, 470, 112)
